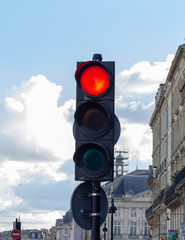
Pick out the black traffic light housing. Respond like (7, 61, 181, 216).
(73, 55, 118, 182)
(13, 218, 21, 240)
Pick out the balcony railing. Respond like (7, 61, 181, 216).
(153, 194, 160, 209)
(160, 188, 166, 203)
(164, 183, 177, 205)
(166, 183, 175, 198)
(145, 205, 153, 219)
(175, 166, 185, 187)
(152, 188, 166, 210)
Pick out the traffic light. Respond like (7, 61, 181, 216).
(13, 218, 21, 240)
(73, 54, 118, 182)
(13, 218, 21, 231)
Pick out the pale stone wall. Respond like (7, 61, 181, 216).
(149, 44, 185, 240)
(100, 190, 152, 240)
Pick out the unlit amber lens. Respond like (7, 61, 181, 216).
(83, 108, 106, 130)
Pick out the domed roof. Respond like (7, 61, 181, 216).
(103, 169, 150, 196)
(63, 210, 72, 224)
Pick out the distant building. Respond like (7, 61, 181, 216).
(0, 229, 43, 240)
(56, 210, 72, 240)
(102, 169, 152, 240)
(48, 226, 57, 240)
(28, 230, 43, 239)
(0, 230, 12, 240)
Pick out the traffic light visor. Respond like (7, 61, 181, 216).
(75, 61, 110, 96)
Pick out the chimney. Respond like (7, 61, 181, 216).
(149, 165, 152, 173)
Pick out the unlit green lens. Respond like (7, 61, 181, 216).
(82, 149, 105, 171)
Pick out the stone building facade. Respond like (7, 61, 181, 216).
(102, 169, 152, 240)
(56, 211, 73, 240)
(147, 44, 185, 240)
(0, 229, 43, 240)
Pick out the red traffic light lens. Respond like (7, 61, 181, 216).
(80, 66, 110, 96)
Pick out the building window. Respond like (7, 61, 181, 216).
(144, 222, 149, 236)
(31, 233, 36, 238)
(130, 208, 137, 217)
(37, 233, 42, 239)
(115, 207, 121, 216)
(114, 221, 121, 236)
(130, 222, 137, 236)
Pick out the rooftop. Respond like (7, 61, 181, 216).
(103, 169, 150, 196)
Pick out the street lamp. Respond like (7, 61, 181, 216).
(164, 215, 170, 221)
(108, 185, 117, 240)
(102, 222, 108, 240)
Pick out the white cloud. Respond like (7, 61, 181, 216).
(0, 210, 66, 231)
(0, 75, 75, 230)
(19, 210, 66, 229)
(0, 188, 22, 211)
(114, 55, 172, 167)
(115, 118, 152, 165)
(116, 54, 174, 98)
(5, 97, 24, 112)
(2, 74, 75, 163)
(142, 100, 155, 110)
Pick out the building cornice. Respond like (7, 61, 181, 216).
(166, 44, 185, 82)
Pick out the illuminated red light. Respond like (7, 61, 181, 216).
(80, 66, 110, 96)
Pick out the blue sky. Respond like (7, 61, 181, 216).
(1, 0, 184, 100)
(0, 0, 184, 231)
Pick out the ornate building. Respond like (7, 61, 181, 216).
(0, 229, 43, 240)
(147, 44, 185, 240)
(102, 169, 152, 240)
(56, 210, 73, 240)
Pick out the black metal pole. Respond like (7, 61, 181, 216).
(102, 222, 107, 240)
(111, 210, 113, 240)
(91, 182, 101, 240)
(158, 215, 160, 240)
(108, 185, 117, 240)
(15, 217, 21, 240)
